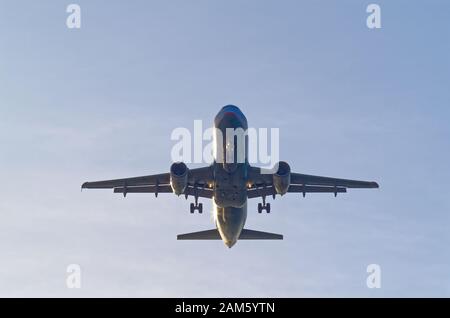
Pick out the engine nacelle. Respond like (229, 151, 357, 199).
(170, 162, 188, 195)
(272, 161, 291, 195)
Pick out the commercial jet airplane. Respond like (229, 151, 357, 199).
(82, 105, 379, 248)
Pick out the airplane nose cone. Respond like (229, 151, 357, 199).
(214, 105, 248, 129)
(220, 104, 242, 113)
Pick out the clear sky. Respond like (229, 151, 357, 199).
(0, 0, 449, 297)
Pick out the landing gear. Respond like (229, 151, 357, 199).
(190, 203, 203, 213)
(190, 195, 203, 214)
(257, 202, 271, 213)
(257, 196, 271, 213)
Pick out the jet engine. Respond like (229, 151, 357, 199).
(272, 161, 291, 195)
(170, 162, 188, 195)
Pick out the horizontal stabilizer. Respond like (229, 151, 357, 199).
(239, 229, 283, 240)
(177, 229, 221, 240)
(177, 229, 283, 240)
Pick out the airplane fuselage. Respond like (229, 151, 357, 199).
(212, 105, 249, 248)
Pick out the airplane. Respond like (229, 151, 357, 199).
(82, 105, 379, 248)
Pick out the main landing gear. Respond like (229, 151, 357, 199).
(257, 196, 271, 213)
(190, 202, 203, 214)
(190, 195, 203, 214)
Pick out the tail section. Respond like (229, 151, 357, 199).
(177, 229, 283, 240)
(177, 229, 221, 240)
(239, 229, 283, 240)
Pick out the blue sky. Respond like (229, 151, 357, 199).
(0, 0, 449, 297)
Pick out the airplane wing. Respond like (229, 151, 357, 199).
(81, 166, 214, 199)
(113, 185, 214, 199)
(247, 166, 378, 198)
(247, 185, 347, 199)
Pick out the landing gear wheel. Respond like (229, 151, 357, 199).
(257, 203, 263, 213)
(198, 203, 203, 214)
(266, 203, 271, 214)
(190, 203, 195, 214)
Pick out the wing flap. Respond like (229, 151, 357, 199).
(114, 185, 214, 198)
(114, 185, 173, 194)
(247, 185, 346, 199)
(291, 173, 379, 188)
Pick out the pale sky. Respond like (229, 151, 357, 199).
(0, 0, 449, 297)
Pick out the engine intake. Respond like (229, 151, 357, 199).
(170, 162, 188, 195)
(272, 161, 291, 195)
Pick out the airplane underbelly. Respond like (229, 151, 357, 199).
(215, 202, 247, 248)
(214, 187, 246, 208)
